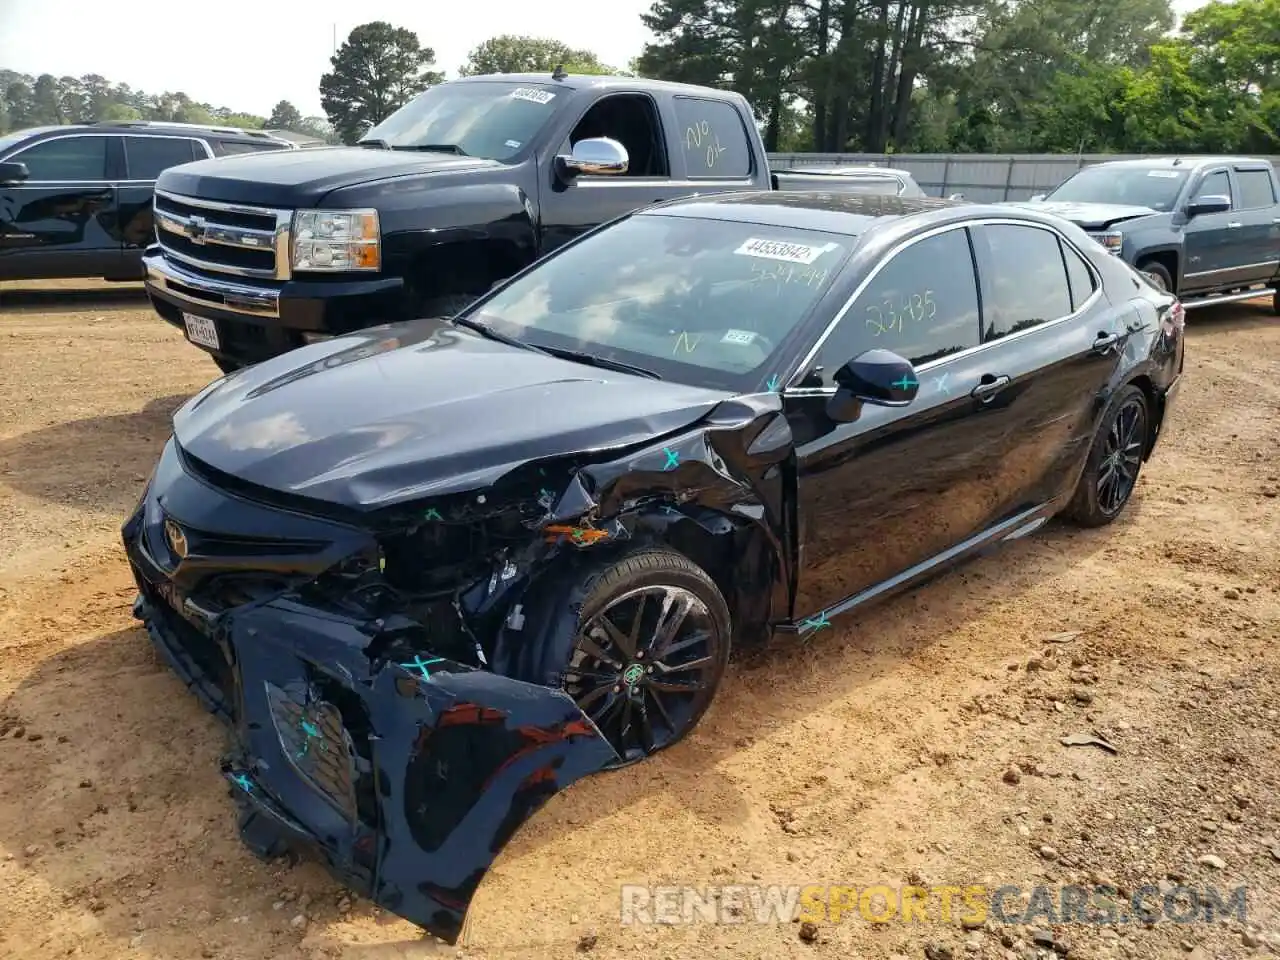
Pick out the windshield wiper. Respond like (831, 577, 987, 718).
(393, 143, 470, 156)
(450, 316, 549, 355)
(356, 138, 391, 149)
(538, 346, 662, 380)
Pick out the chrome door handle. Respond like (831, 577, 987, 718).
(1227, 221, 1243, 228)
(971, 375, 1011, 403)
(1092, 332, 1121, 354)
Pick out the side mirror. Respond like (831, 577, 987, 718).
(0, 161, 30, 184)
(556, 137, 629, 179)
(826, 348, 919, 422)
(1186, 194, 1230, 217)
(1028, 194, 1046, 202)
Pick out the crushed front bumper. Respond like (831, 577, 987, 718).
(122, 498, 618, 943)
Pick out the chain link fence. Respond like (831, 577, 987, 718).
(766, 153, 1280, 202)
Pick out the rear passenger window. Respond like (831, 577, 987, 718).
(124, 136, 200, 179)
(1235, 170, 1276, 209)
(672, 97, 752, 179)
(1061, 240, 1097, 311)
(980, 224, 1074, 341)
(813, 226, 980, 376)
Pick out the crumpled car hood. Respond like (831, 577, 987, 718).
(173, 320, 732, 510)
(1014, 200, 1159, 230)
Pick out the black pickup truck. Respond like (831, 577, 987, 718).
(142, 71, 894, 372)
(1014, 157, 1280, 313)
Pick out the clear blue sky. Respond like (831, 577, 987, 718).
(0, 0, 1210, 120)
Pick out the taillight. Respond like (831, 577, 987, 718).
(1170, 299, 1185, 329)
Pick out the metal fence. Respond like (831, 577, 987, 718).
(766, 152, 1280, 202)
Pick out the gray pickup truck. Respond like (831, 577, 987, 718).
(1013, 157, 1280, 313)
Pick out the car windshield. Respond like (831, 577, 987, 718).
(467, 213, 854, 391)
(1045, 166, 1190, 211)
(359, 81, 564, 161)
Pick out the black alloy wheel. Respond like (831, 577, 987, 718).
(1064, 384, 1150, 527)
(564, 551, 729, 767)
(1096, 394, 1147, 516)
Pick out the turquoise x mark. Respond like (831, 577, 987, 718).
(662, 447, 680, 470)
(231, 773, 254, 792)
(400, 655, 445, 679)
(892, 375, 918, 391)
(765, 374, 781, 393)
(800, 611, 831, 633)
(296, 718, 327, 759)
(423, 508, 443, 521)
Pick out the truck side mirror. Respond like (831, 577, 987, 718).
(0, 161, 30, 184)
(1186, 194, 1230, 217)
(556, 137, 629, 179)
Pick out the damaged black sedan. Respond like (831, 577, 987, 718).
(123, 192, 1183, 942)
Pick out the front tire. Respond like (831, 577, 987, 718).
(564, 549, 731, 767)
(1063, 385, 1149, 527)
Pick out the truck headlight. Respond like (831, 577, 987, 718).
(1089, 231, 1123, 255)
(291, 209, 380, 272)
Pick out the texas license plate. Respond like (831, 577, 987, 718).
(182, 312, 220, 350)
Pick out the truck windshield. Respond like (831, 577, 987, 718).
(360, 82, 564, 161)
(1045, 167, 1190, 211)
(466, 213, 854, 392)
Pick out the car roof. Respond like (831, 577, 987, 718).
(450, 71, 750, 101)
(3, 122, 288, 145)
(1089, 156, 1273, 171)
(643, 190, 980, 235)
(789, 165, 914, 177)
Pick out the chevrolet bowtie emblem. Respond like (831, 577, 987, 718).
(186, 215, 208, 245)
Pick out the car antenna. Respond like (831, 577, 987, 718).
(552, 64, 567, 81)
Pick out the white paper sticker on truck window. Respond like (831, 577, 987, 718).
(734, 238, 837, 264)
(721, 329, 758, 345)
(511, 88, 556, 105)
(505, 139, 522, 149)
(1147, 170, 1180, 178)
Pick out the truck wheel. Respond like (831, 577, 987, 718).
(1063, 384, 1149, 528)
(1273, 288, 1279, 316)
(1137, 261, 1172, 293)
(561, 548, 732, 768)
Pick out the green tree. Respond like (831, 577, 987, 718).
(319, 21, 443, 143)
(267, 99, 304, 129)
(458, 35, 611, 75)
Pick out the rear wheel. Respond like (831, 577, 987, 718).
(1137, 261, 1172, 294)
(1272, 288, 1279, 315)
(1064, 385, 1149, 527)
(564, 549, 731, 768)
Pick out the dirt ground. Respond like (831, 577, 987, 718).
(0, 278, 1276, 960)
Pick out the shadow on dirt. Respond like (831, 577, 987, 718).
(0, 506, 1132, 957)
(1184, 296, 1276, 336)
(0, 283, 149, 315)
(0, 394, 188, 515)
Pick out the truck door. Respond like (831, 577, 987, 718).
(115, 135, 207, 278)
(539, 93, 679, 252)
(0, 133, 120, 282)
(1181, 167, 1244, 293)
(1229, 166, 1280, 284)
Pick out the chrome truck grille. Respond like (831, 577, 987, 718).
(153, 190, 293, 281)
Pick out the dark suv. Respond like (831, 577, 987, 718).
(0, 121, 295, 283)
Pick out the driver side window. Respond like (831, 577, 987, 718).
(562, 94, 669, 178)
(809, 227, 981, 384)
(1195, 170, 1233, 208)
